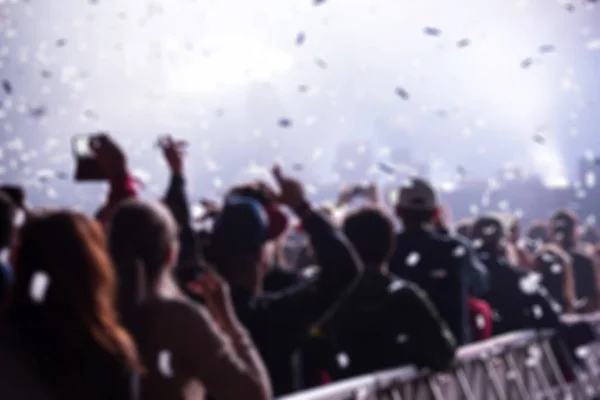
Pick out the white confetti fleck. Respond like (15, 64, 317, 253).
(532, 304, 543, 319)
(405, 252, 420, 267)
(475, 314, 486, 330)
(541, 253, 554, 263)
(519, 273, 541, 295)
(388, 280, 405, 293)
(472, 238, 484, 249)
(396, 334, 409, 344)
(452, 245, 466, 258)
(336, 352, 350, 369)
(585, 171, 596, 188)
(158, 350, 174, 378)
(29, 271, 50, 304)
(550, 263, 562, 274)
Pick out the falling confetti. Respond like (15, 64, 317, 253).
(29, 106, 48, 118)
(313, 0, 327, 5)
(550, 263, 562, 274)
(520, 58, 533, 69)
(315, 58, 328, 69)
(388, 280, 405, 293)
(292, 163, 303, 171)
(452, 245, 466, 258)
(564, 3, 575, 12)
(395, 87, 410, 100)
(377, 161, 396, 175)
(475, 314, 486, 329)
(482, 225, 497, 236)
(278, 118, 292, 128)
(1, 80, 12, 95)
(41, 70, 52, 79)
(532, 304, 543, 319)
(423, 27, 442, 37)
(405, 252, 421, 267)
(456, 38, 471, 48)
(296, 32, 305, 46)
(532, 134, 545, 144)
(298, 84, 309, 93)
(539, 44, 556, 54)
(158, 350, 174, 378)
(336, 352, 350, 369)
(55, 38, 67, 47)
(29, 271, 51, 304)
(396, 334, 409, 344)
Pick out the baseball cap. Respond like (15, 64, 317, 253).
(397, 178, 438, 210)
(208, 197, 269, 262)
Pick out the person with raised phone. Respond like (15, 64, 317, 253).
(191, 165, 363, 396)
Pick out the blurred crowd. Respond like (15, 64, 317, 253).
(0, 134, 599, 400)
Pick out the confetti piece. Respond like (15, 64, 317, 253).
(456, 38, 471, 48)
(550, 263, 562, 274)
(452, 245, 466, 258)
(532, 134, 545, 144)
(41, 70, 52, 79)
(278, 118, 293, 128)
(315, 58, 328, 69)
(313, 0, 327, 5)
(158, 350, 174, 378)
(424, 27, 442, 37)
(520, 58, 533, 69)
(298, 84, 309, 93)
(55, 38, 67, 47)
(539, 44, 556, 54)
(532, 304, 543, 319)
(564, 3, 575, 12)
(336, 352, 350, 369)
(396, 334, 409, 343)
(395, 87, 409, 100)
(388, 280, 405, 293)
(292, 163, 303, 171)
(29, 271, 50, 304)
(296, 32, 305, 46)
(482, 225, 497, 236)
(457, 165, 466, 176)
(405, 252, 421, 267)
(475, 314, 486, 329)
(377, 162, 396, 175)
(1, 80, 11, 95)
(30, 106, 48, 118)
(215, 108, 224, 117)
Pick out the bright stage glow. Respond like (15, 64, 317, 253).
(164, 36, 293, 94)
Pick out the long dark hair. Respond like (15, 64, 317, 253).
(108, 199, 178, 319)
(8, 210, 141, 400)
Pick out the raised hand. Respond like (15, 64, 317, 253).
(91, 134, 127, 178)
(272, 165, 306, 210)
(187, 271, 239, 333)
(158, 135, 188, 175)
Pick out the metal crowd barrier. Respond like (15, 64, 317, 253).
(279, 312, 600, 400)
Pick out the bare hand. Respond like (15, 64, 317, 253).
(187, 272, 238, 333)
(158, 135, 187, 175)
(272, 166, 306, 209)
(91, 134, 127, 178)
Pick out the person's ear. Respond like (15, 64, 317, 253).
(165, 241, 180, 269)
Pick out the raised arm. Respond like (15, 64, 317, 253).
(93, 135, 137, 224)
(272, 166, 363, 287)
(158, 136, 198, 265)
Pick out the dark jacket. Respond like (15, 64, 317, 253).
(390, 229, 479, 345)
(230, 210, 363, 396)
(477, 253, 561, 336)
(322, 270, 456, 380)
(568, 249, 599, 312)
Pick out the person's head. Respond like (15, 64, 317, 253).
(471, 214, 507, 255)
(455, 219, 473, 239)
(0, 191, 16, 250)
(394, 178, 439, 230)
(8, 210, 140, 399)
(206, 197, 270, 293)
(226, 181, 288, 240)
(109, 199, 179, 313)
(526, 221, 550, 249)
(343, 206, 396, 271)
(550, 209, 578, 249)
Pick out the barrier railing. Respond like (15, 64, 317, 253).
(280, 312, 600, 400)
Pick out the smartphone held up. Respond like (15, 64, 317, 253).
(72, 134, 107, 182)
